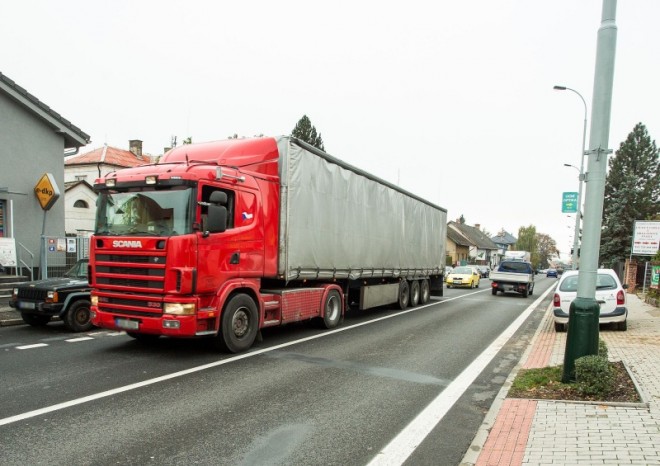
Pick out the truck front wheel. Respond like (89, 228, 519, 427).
(64, 300, 94, 332)
(217, 293, 259, 353)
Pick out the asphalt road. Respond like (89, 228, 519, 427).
(0, 276, 557, 465)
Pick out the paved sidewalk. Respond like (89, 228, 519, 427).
(462, 293, 660, 466)
(0, 303, 24, 326)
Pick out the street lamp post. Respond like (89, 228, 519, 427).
(554, 85, 587, 270)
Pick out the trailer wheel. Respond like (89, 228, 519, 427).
(322, 290, 342, 329)
(419, 279, 430, 304)
(217, 293, 258, 353)
(409, 281, 420, 307)
(64, 300, 94, 332)
(21, 313, 50, 327)
(397, 280, 410, 310)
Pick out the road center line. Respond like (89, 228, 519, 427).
(0, 287, 539, 428)
(16, 343, 49, 350)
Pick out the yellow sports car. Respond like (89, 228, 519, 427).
(446, 266, 481, 288)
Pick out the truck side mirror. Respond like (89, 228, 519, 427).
(207, 205, 227, 233)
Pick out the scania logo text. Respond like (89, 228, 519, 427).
(112, 240, 143, 248)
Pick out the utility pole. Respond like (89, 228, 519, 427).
(562, 0, 618, 382)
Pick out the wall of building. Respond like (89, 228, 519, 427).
(64, 185, 96, 235)
(0, 92, 67, 266)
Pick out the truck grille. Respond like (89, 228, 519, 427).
(94, 253, 166, 292)
(94, 251, 167, 316)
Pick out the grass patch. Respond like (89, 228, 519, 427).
(508, 362, 641, 403)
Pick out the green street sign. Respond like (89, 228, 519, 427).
(562, 192, 578, 213)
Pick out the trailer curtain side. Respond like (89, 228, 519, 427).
(276, 137, 447, 281)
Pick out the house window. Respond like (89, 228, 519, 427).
(73, 200, 89, 208)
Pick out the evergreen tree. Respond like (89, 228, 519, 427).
(291, 115, 325, 151)
(600, 123, 660, 267)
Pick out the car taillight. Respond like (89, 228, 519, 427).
(553, 293, 560, 307)
(617, 290, 625, 305)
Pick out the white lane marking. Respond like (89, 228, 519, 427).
(66, 337, 94, 343)
(16, 343, 49, 350)
(0, 286, 542, 428)
(366, 285, 555, 465)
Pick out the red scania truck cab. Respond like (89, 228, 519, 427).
(89, 136, 446, 352)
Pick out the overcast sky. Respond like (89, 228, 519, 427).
(2, 0, 658, 258)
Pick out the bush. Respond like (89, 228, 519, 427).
(575, 355, 614, 396)
(598, 338, 608, 360)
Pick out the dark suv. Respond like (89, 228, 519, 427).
(9, 259, 93, 332)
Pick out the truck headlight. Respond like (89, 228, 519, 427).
(164, 303, 196, 315)
(91, 295, 98, 306)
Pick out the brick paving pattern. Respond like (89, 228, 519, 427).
(468, 293, 660, 466)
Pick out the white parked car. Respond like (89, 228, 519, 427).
(552, 269, 628, 332)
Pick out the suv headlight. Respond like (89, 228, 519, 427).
(46, 291, 59, 303)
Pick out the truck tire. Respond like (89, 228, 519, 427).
(21, 313, 50, 327)
(397, 280, 409, 310)
(522, 287, 528, 298)
(322, 290, 342, 329)
(217, 293, 259, 353)
(64, 300, 94, 332)
(409, 281, 420, 307)
(491, 287, 497, 296)
(529, 284, 534, 296)
(419, 279, 430, 304)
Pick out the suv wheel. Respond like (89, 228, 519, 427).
(64, 300, 94, 332)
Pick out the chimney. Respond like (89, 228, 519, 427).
(475, 224, 481, 230)
(129, 140, 143, 160)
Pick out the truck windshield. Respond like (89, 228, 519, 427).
(95, 187, 193, 236)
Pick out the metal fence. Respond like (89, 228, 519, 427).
(42, 235, 90, 278)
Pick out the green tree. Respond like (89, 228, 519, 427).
(600, 123, 660, 267)
(536, 233, 559, 269)
(514, 225, 539, 267)
(291, 115, 325, 151)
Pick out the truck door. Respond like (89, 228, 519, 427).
(196, 184, 264, 294)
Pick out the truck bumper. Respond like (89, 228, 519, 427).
(91, 309, 204, 337)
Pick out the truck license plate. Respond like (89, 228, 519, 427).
(18, 301, 35, 310)
(115, 318, 139, 330)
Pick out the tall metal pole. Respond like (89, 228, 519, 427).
(555, 86, 588, 270)
(563, 0, 617, 382)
